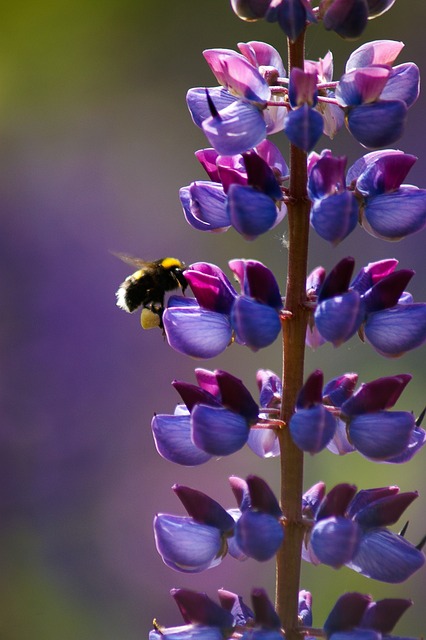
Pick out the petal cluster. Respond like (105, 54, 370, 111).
(302, 482, 425, 582)
(310, 257, 426, 356)
(308, 148, 426, 243)
(154, 476, 284, 572)
(163, 260, 283, 357)
(180, 141, 288, 239)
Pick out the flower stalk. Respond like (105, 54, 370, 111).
(276, 29, 310, 637)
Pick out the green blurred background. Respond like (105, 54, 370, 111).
(0, 1, 425, 638)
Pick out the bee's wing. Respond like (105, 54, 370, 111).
(111, 251, 152, 269)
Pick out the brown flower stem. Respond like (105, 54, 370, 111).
(275, 29, 310, 640)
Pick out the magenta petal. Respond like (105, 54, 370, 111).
(163, 307, 232, 359)
(345, 40, 404, 72)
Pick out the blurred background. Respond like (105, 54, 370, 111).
(0, 1, 425, 638)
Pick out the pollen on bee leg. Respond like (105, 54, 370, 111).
(141, 308, 161, 330)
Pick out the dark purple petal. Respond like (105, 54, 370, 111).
(266, 0, 314, 42)
(314, 290, 365, 346)
(173, 485, 235, 531)
(246, 475, 282, 517)
(180, 182, 230, 232)
(354, 491, 418, 528)
(231, 296, 281, 350)
(323, 0, 368, 39)
(215, 370, 259, 422)
(235, 510, 284, 561)
(363, 187, 426, 240)
(191, 404, 250, 455)
(310, 191, 359, 244)
(297, 369, 324, 408)
(319, 256, 355, 300)
(310, 517, 362, 567)
(152, 413, 212, 466)
(290, 405, 337, 453)
(202, 101, 267, 156)
(346, 486, 399, 519)
(284, 104, 324, 152)
(243, 151, 283, 200)
(163, 307, 232, 358)
(230, 259, 282, 308)
(187, 86, 237, 128)
(324, 592, 372, 636)
(347, 528, 425, 582)
(317, 483, 358, 519)
(347, 101, 407, 149)
(349, 411, 415, 460)
(228, 184, 281, 240)
(340, 373, 411, 415)
(364, 303, 426, 357)
(360, 597, 411, 633)
(172, 381, 220, 411)
(172, 589, 235, 628)
(362, 269, 414, 314)
(154, 515, 224, 573)
(251, 588, 281, 629)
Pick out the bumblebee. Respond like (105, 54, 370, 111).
(115, 255, 188, 327)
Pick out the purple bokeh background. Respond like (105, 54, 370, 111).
(0, 2, 425, 638)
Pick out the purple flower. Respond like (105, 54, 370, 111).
(348, 149, 426, 240)
(284, 69, 324, 152)
(324, 592, 411, 640)
(152, 368, 284, 464)
(230, 475, 284, 561)
(289, 370, 338, 453)
(152, 369, 259, 461)
(308, 150, 359, 243)
(149, 588, 244, 640)
(311, 257, 426, 356)
(180, 142, 287, 239)
(336, 40, 419, 148)
(154, 485, 235, 573)
(303, 483, 425, 582)
(163, 260, 283, 357)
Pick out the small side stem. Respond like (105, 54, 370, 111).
(275, 29, 310, 640)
